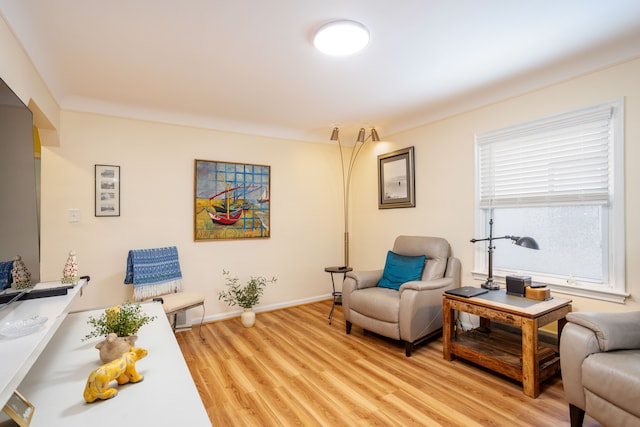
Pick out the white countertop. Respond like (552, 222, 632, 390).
(15, 301, 211, 426)
(0, 280, 86, 408)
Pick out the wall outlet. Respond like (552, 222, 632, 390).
(68, 208, 80, 223)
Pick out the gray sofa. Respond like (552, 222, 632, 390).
(559, 311, 640, 427)
(342, 236, 460, 356)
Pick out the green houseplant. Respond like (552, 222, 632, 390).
(83, 302, 156, 341)
(218, 270, 276, 327)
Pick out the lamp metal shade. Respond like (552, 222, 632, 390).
(515, 236, 539, 250)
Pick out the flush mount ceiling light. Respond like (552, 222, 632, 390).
(314, 20, 370, 56)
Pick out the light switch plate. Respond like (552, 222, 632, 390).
(68, 208, 80, 223)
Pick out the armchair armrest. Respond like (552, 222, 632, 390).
(344, 270, 383, 291)
(399, 277, 456, 293)
(342, 270, 382, 324)
(566, 311, 640, 352)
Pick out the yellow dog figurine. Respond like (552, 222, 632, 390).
(83, 347, 148, 403)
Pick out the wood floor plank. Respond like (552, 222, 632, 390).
(176, 300, 602, 426)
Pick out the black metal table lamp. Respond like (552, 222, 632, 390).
(470, 218, 539, 290)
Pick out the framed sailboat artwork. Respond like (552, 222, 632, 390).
(194, 159, 271, 241)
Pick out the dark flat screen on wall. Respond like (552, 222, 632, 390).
(0, 77, 40, 284)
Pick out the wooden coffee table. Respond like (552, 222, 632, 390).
(442, 289, 571, 398)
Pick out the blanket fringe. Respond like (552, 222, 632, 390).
(133, 279, 182, 301)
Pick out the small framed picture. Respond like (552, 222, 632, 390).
(3, 390, 34, 426)
(95, 165, 120, 217)
(378, 146, 415, 209)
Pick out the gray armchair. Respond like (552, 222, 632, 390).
(342, 236, 460, 356)
(560, 311, 640, 427)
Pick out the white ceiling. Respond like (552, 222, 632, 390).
(2, 0, 640, 142)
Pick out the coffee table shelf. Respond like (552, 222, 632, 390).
(451, 327, 559, 384)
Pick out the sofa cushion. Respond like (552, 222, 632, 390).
(582, 349, 640, 419)
(377, 251, 426, 290)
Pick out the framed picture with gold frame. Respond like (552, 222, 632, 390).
(377, 146, 415, 209)
(3, 390, 34, 426)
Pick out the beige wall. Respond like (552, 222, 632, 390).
(40, 111, 344, 316)
(349, 57, 640, 313)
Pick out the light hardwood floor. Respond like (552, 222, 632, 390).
(176, 300, 601, 426)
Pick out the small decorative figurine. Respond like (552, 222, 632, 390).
(95, 333, 138, 364)
(61, 250, 79, 284)
(11, 255, 32, 289)
(83, 347, 148, 403)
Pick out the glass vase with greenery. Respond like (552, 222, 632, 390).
(218, 270, 277, 309)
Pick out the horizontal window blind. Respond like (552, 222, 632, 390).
(477, 104, 613, 208)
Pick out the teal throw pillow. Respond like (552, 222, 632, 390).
(377, 251, 426, 290)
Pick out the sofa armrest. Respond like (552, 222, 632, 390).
(560, 322, 601, 410)
(566, 311, 640, 352)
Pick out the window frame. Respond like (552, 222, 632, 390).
(473, 98, 627, 303)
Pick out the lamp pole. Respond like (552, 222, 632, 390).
(470, 218, 539, 290)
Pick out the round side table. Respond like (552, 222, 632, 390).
(324, 266, 352, 324)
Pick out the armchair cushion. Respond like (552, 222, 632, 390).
(350, 287, 400, 323)
(377, 251, 426, 290)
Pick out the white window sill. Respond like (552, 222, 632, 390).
(470, 271, 629, 304)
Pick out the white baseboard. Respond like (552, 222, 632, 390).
(182, 293, 332, 326)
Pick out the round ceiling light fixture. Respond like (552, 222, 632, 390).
(313, 20, 370, 56)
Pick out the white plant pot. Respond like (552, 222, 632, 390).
(241, 308, 256, 327)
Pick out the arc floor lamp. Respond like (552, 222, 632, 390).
(331, 127, 380, 267)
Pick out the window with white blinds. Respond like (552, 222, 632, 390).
(473, 98, 626, 302)
(476, 103, 614, 208)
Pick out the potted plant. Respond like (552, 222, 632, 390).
(218, 270, 276, 327)
(83, 302, 156, 363)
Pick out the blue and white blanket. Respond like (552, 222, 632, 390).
(124, 246, 182, 300)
